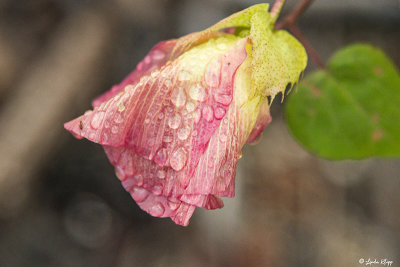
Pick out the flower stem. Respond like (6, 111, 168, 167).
(275, 0, 314, 30)
(289, 25, 326, 69)
(270, 0, 286, 24)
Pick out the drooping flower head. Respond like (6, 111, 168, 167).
(64, 3, 307, 225)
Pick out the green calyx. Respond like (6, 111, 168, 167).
(212, 3, 307, 102)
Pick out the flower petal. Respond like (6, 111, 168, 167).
(65, 36, 248, 178)
(92, 40, 177, 108)
(247, 99, 272, 143)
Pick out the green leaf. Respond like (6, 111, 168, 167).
(285, 44, 400, 159)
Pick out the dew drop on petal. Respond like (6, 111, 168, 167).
(149, 202, 165, 217)
(111, 125, 119, 134)
(170, 147, 188, 171)
(202, 106, 214, 122)
(131, 187, 149, 203)
(133, 174, 144, 186)
(186, 102, 195, 112)
(153, 184, 163, 195)
(163, 134, 174, 143)
(164, 79, 172, 87)
(115, 166, 125, 181)
(114, 113, 123, 123)
(193, 109, 201, 123)
(205, 60, 221, 88)
(177, 126, 191, 140)
(118, 102, 125, 112)
(154, 148, 168, 166)
(217, 43, 227, 50)
(158, 112, 164, 120)
(171, 87, 186, 108)
(152, 50, 165, 60)
(219, 133, 228, 142)
(102, 133, 109, 142)
(91, 111, 105, 129)
(151, 70, 160, 78)
(137, 62, 144, 71)
(192, 130, 198, 137)
(144, 55, 152, 64)
(214, 93, 232, 106)
(214, 107, 226, 119)
(168, 200, 180, 211)
(168, 114, 181, 129)
(144, 118, 150, 124)
(178, 70, 192, 81)
(189, 84, 207, 102)
(89, 132, 96, 140)
(157, 170, 166, 179)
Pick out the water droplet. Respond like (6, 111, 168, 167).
(131, 187, 149, 202)
(193, 109, 201, 123)
(89, 132, 96, 140)
(202, 106, 213, 122)
(219, 133, 227, 142)
(189, 84, 207, 102)
(223, 118, 228, 124)
(154, 148, 168, 165)
(168, 200, 180, 211)
(157, 170, 166, 179)
(217, 43, 227, 50)
(137, 62, 144, 71)
(144, 55, 151, 64)
(115, 166, 125, 181)
(177, 126, 191, 140)
(133, 174, 144, 186)
(118, 102, 125, 112)
(151, 70, 160, 78)
(148, 202, 165, 216)
(124, 84, 135, 92)
(158, 112, 164, 120)
(153, 184, 163, 195)
(163, 134, 173, 143)
(102, 133, 109, 142)
(144, 118, 150, 124)
(178, 70, 192, 81)
(214, 107, 226, 119)
(171, 87, 186, 108)
(111, 125, 119, 134)
(192, 130, 198, 137)
(164, 79, 172, 87)
(152, 50, 165, 60)
(114, 113, 123, 123)
(91, 111, 105, 129)
(205, 59, 221, 88)
(170, 147, 188, 171)
(168, 114, 181, 129)
(214, 93, 232, 105)
(104, 120, 110, 128)
(186, 102, 195, 112)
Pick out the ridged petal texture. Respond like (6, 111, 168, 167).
(64, 4, 307, 225)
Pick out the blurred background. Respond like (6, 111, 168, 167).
(0, 0, 399, 266)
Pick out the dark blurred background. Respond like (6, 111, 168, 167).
(0, 0, 399, 266)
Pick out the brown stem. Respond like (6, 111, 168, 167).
(275, 0, 314, 30)
(289, 25, 326, 69)
(270, 0, 286, 24)
(274, 0, 325, 68)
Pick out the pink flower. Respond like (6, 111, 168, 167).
(64, 4, 306, 225)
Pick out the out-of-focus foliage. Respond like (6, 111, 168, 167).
(286, 44, 400, 159)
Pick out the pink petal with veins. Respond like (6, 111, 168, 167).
(64, 37, 250, 225)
